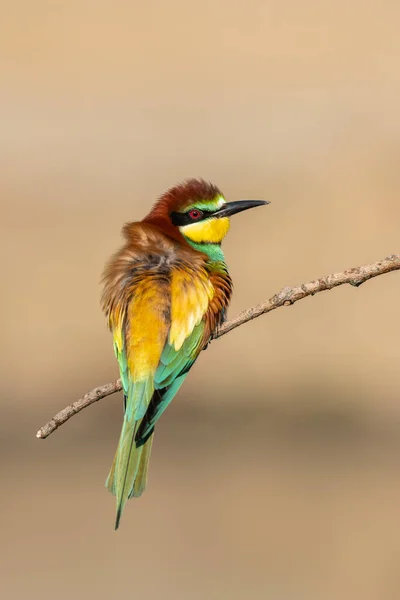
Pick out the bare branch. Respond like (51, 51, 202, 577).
(214, 254, 400, 338)
(36, 254, 400, 439)
(36, 380, 122, 439)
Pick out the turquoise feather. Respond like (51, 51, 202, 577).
(145, 374, 188, 431)
(136, 323, 204, 444)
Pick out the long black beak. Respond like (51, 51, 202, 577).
(214, 200, 270, 219)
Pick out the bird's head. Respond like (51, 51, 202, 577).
(145, 178, 269, 246)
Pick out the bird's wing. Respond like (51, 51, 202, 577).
(104, 249, 215, 426)
(133, 263, 215, 445)
(108, 268, 171, 417)
(134, 322, 205, 445)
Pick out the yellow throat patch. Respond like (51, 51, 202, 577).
(180, 217, 230, 244)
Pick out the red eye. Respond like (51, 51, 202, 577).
(188, 209, 203, 220)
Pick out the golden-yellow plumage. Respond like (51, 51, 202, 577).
(128, 278, 169, 380)
(169, 267, 214, 350)
(180, 216, 230, 244)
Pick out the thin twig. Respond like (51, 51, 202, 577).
(36, 254, 400, 439)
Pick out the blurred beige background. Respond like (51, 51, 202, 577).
(2, 1, 400, 599)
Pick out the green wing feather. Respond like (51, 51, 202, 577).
(135, 322, 205, 446)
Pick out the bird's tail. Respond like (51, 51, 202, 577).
(106, 415, 154, 530)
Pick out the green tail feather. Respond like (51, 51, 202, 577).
(106, 379, 154, 530)
(106, 422, 154, 530)
(130, 433, 153, 498)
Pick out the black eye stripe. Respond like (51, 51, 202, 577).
(170, 210, 214, 226)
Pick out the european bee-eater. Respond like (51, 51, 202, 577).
(101, 178, 268, 529)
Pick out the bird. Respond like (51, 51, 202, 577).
(101, 178, 269, 529)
